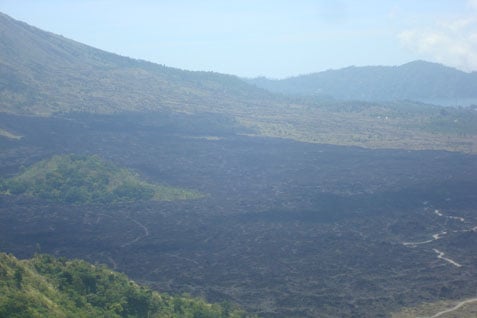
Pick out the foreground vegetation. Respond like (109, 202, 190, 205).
(0, 154, 203, 203)
(0, 253, 250, 318)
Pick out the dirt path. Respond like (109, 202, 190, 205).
(423, 297, 477, 318)
(130, 217, 149, 236)
(402, 208, 474, 267)
(164, 253, 200, 266)
(121, 217, 150, 247)
(432, 249, 462, 268)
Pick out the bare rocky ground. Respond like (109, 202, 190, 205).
(1, 113, 476, 317)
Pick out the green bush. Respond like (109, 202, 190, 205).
(0, 253, 252, 318)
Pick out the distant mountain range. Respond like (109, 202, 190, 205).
(1, 12, 477, 153)
(246, 61, 477, 106)
(2, 11, 477, 117)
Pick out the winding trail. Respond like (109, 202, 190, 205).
(400, 207, 477, 317)
(433, 209, 465, 223)
(421, 297, 477, 318)
(130, 217, 150, 237)
(121, 217, 150, 247)
(164, 253, 200, 266)
(432, 249, 461, 268)
(402, 208, 475, 267)
(432, 232, 446, 240)
(403, 239, 434, 247)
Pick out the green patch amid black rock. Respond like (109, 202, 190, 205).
(0, 154, 203, 203)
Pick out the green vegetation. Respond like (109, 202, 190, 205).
(0, 12, 276, 116)
(237, 101, 477, 153)
(246, 60, 477, 102)
(0, 154, 203, 203)
(0, 252, 251, 318)
(1, 13, 477, 153)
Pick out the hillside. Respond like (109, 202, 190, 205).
(0, 12, 276, 115)
(1, 7, 477, 318)
(1, 11, 477, 153)
(0, 252, 250, 317)
(246, 61, 477, 105)
(0, 154, 202, 203)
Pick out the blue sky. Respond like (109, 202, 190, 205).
(1, 0, 476, 78)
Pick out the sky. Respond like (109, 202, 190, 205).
(0, 0, 476, 78)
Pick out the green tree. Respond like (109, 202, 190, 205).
(14, 268, 23, 288)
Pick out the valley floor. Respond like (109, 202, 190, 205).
(1, 113, 476, 317)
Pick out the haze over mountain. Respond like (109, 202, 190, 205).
(2, 12, 477, 154)
(2, 10, 477, 118)
(246, 61, 477, 106)
(1, 9, 477, 318)
(0, 12, 276, 116)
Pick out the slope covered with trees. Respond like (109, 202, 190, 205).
(0, 253, 250, 318)
(246, 61, 477, 104)
(0, 154, 202, 203)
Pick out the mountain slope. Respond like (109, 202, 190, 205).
(0, 12, 276, 115)
(1, 12, 477, 153)
(246, 61, 477, 104)
(0, 252, 250, 317)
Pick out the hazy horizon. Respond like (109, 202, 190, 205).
(1, 0, 476, 78)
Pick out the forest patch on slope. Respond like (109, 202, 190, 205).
(0, 252, 251, 318)
(0, 154, 203, 204)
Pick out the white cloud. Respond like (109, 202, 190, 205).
(398, 16, 477, 72)
(469, 0, 477, 10)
